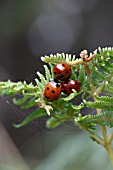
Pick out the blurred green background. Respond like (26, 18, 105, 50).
(0, 0, 113, 169)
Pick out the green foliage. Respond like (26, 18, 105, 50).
(46, 99, 84, 128)
(35, 64, 52, 93)
(0, 80, 37, 96)
(84, 100, 113, 111)
(13, 108, 47, 128)
(44, 65, 52, 82)
(78, 65, 86, 87)
(46, 114, 67, 128)
(1, 47, 113, 131)
(88, 48, 113, 90)
(76, 111, 113, 128)
(95, 95, 113, 102)
(41, 53, 77, 64)
(61, 90, 80, 101)
(75, 114, 96, 131)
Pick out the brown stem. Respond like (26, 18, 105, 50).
(104, 140, 113, 166)
(109, 132, 113, 143)
(96, 109, 113, 166)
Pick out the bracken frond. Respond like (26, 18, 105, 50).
(77, 111, 113, 127)
(41, 53, 82, 65)
(78, 65, 86, 87)
(95, 95, 113, 102)
(46, 114, 67, 128)
(13, 109, 47, 128)
(84, 100, 113, 111)
(61, 90, 79, 101)
(44, 65, 52, 82)
(0, 80, 37, 96)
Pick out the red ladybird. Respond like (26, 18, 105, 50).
(44, 79, 62, 101)
(53, 62, 72, 81)
(62, 80, 81, 94)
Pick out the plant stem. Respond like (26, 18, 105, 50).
(80, 120, 113, 165)
(96, 109, 113, 165)
(109, 132, 113, 143)
(80, 124, 103, 145)
(104, 142, 113, 166)
(102, 129, 113, 166)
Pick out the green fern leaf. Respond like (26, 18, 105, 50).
(78, 65, 86, 87)
(70, 67, 77, 80)
(103, 85, 113, 95)
(13, 96, 31, 105)
(35, 78, 44, 93)
(20, 97, 36, 109)
(84, 100, 113, 111)
(94, 48, 113, 71)
(71, 103, 84, 112)
(46, 115, 67, 128)
(75, 114, 96, 131)
(49, 63, 54, 78)
(61, 90, 77, 101)
(22, 90, 39, 96)
(52, 99, 82, 116)
(90, 70, 106, 84)
(77, 111, 113, 127)
(95, 95, 113, 102)
(99, 64, 111, 74)
(106, 84, 113, 91)
(44, 65, 52, 82)
(97, 47, 112, 57)
(104, 60, 113, 69)
(83, 77, 91, 91)
(82, 92, 91, 100)
(41, 53, 77, 64)
(37, 71, 47, 86)
(0, 80, 37, 96)
(110, 77, 113, 84)
(13, 109, 47, 128)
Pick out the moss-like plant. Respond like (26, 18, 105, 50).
(1, 47, 113, 165)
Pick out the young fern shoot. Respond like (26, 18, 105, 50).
(1, 47, 113, 165)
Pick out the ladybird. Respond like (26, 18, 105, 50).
(62, 80, 81, 94)
(44, 79, 62, 101)
(53, 62, 72, 81)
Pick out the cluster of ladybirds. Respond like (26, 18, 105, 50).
(44, 63, 81, 102)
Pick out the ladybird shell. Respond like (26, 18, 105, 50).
(62, 80, 81, 94)
(53, 62, 72, 81)
(44, 80, 62, 101)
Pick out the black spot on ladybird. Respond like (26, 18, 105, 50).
(51, 90, 55, 93)
(62, 64, 65, 67)
(47, 87, 49, 90)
